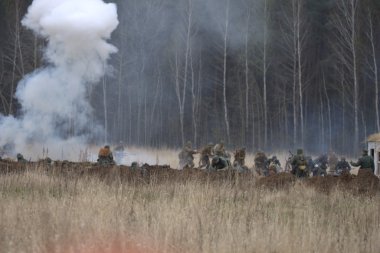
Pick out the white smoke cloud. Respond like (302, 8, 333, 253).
(0, 0, 119, 160)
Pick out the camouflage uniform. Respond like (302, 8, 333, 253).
(254, 151, 268, 176)
(209, 141, 230, 171)
(313, 154, 328, 176)
(328, 151, 338, 173)
(335, 157, 350, 174)
(350, 150, 375, 173)
(268, 155, 281, 175)
(97, 145, 115, 165)
(178, 141, 197, 170)
(213, 142, 228, 158)
(233, 148, 249, 173)
(291, 149, 309, 178)
(199, 143, 213, 169)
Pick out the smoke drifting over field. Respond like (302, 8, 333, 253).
(0, 0, 118, 160)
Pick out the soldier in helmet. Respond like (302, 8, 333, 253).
(233, 148, 249, 172)
(268, 155, 281, 175)
(178, 141, 197, 170)
(97, 145, 115, 165)
(199, 143, 214, 169)
(209, 141, 231, 171)
(213, 141, 228, 158)
(350, 150, 375, 173)
(254, 151, 268, 176)
(335, 157, 351, 175)
(291, 148, 309, 178)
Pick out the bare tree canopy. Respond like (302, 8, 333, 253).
(0, 0, 379, 155)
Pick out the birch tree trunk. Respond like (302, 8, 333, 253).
(223, 0, 231, 143)
(367, 8, 379, 132)
(263, 0, 269, 149)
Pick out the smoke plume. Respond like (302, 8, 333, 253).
(0, 0, 119, 160)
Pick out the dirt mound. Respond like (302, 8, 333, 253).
(305, 170, 379, 195)
(257, 173, 296, 190)
(306, 176, 339, 194)
(353, 169, 379, 195)
(0, 161, 379, 196)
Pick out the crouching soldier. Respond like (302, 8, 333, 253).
(268, 155, 281, 175)
(98, 145, 115, 165)
(199, 143, 213, 169)
(233, 148, 249, 173)
(178, 141, 197, 170)
(350, 150, 374, 174)
(335, 157, 351, 175)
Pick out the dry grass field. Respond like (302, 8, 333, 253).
(0, 159, 379, 253)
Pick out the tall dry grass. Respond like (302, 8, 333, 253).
(0, 170, 379, 253)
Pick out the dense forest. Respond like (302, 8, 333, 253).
(0, 0, 379, 155)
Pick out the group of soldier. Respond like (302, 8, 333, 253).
(289, 148, 375, 178)
(178, 141, 376, 177)
(178, 141, 249, 173)
(11, 142, 376, 178)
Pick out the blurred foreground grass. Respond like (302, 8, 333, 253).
(0, 170, 379, 253)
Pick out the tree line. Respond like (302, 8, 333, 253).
(0, 0, 379, 155)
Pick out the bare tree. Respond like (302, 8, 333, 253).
(366, 7, 379, 132)
(332, 0, 359, 152)
(223, 0, 231, 143)
(263, 0, 269, 149)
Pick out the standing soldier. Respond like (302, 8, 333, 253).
(254, 151, 268, 176)
(335, 157, 351, 175)
(199, 143, 214, 169)
(178, 141, 197, 170)
(328, 150, 339, 174)
(350, 150, 375, 173)
(291, 149, 309, 178)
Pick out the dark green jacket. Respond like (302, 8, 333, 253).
(351, 155, 374, 172)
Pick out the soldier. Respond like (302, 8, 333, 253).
(350, 150, 375, 173)
(213, 141, 228, 158)
(254, 151, 268, 176)
(97, 145, 115, 165)
(291, 149, 309, 178)
(16, 153, 27, 163)
(268, 155, 281, 174)
(328, 150, 339, 173)
(313, 154, 328, 176)
(335, 157, 351, 175)
(199, 143, 214, 169)
(233, 148, 249, 172)
(178, 141, 197, 170)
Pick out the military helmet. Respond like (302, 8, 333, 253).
(362, 149, 368, 155)
(16, 153, 23, 159)
(208, 142, 213, 147)
(341, 157, 346, 161)
(297, 149, 303, 155)
(104, 145, 110, 149)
